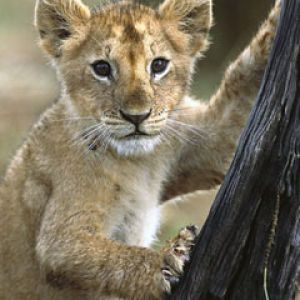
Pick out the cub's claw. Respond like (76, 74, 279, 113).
(161, 267, 180, 288)
(161, 225, 199, 289)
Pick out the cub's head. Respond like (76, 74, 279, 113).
(35, 0, 212, 156)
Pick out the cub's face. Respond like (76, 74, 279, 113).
(35, 0, 212, 156)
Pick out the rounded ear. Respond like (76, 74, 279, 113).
(159, 0, 213, 55)
(35, 0, 91, 58)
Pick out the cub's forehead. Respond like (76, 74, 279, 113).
(90, 3, 162, 41)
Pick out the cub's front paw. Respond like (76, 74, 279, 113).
(161, 225, 199, 290)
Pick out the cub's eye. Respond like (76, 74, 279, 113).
(91, 60, 111, 78)
(151, 58, 170, 75)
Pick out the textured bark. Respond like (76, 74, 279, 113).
(168, 0, 300, 299)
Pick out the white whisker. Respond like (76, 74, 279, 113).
(165, 124, 198, 145)
(49, 117, 95, 123)
(160, 131, 173, 148)
(167, 119, 205, 139)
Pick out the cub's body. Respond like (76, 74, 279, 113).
(0, 96, 196, 299)
(0, 0, 280, 299)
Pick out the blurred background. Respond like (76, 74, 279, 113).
(0, 0, 273, 238)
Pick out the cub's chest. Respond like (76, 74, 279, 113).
(108, 188, 161, 248)
(94, 155, 168, 247)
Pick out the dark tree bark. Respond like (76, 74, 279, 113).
(168, 0, 300, 299)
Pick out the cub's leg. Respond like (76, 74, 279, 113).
(164, 2, 281, 200)
(36, 203, 197, 300)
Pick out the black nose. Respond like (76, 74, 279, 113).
(120, 110, 151, 126)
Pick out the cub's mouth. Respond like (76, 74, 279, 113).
(84, 110, 167, 156)
(124, 130, 149, 138)
(86, 127, 162, 156)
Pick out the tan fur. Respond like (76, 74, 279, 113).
(0, 0, 280, 299)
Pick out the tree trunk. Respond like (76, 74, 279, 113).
(168, 0, 300, 299)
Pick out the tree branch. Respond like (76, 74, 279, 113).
(167, 0, 300, 299)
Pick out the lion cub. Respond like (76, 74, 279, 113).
(0, 0, 280, 299)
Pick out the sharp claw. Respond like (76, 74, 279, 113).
(162, 267, 180, 288)
(169, 275, 180, 288)
(162, 268, 172, 277)
(186, 225, 199, 236)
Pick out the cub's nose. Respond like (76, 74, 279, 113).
(120, 110, 151, 126)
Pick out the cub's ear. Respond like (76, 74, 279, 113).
(35, 0, 91, 58)
(159, 0, 213, 55)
